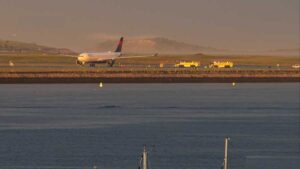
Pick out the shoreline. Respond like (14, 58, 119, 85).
(0, 69, 299, 83)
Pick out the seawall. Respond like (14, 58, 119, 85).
(0, 69, 299, 83)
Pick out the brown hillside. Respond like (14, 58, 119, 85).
(95, 37, 227, 54)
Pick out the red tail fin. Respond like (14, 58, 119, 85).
(115, 37, 124, 52)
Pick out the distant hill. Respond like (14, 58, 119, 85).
(0, 39, 76, 55)
(94, 37, 227, 54)
(268, 48, 300, 56)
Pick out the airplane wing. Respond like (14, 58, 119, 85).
(116, 56, 151, 59)
(61, 55, 78, 58)
(115, 53, 158, 60)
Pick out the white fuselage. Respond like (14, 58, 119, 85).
(77, 52, 121, 64)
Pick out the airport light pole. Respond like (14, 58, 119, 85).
(223, 137, 230, 169)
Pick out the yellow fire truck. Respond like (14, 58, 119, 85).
(175, 61, 200, 68)
(209, 61, 234, 68)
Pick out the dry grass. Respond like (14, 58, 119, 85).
(119, 54, 299, 66)
(0, 53, 299, 73)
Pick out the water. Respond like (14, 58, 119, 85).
(0, 83, 299, 169)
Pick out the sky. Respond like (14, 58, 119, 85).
(0, 0, 299, 52)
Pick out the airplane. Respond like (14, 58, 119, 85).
(76, 37, 124, 67)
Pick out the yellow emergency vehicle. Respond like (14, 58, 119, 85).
(175, 61, 200, 68)
(209, 61, 234, 68)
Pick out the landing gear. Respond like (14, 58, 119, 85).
(76, 60, 84, 66)
(107, 60, 115, 67)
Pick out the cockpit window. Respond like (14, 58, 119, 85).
(80, 54, 87, 57)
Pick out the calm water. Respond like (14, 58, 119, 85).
(0, 83, 299, 169)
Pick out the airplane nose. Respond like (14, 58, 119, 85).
(77, 56, 84, 61)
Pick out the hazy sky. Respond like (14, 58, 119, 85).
(0, 0, 299, 52)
